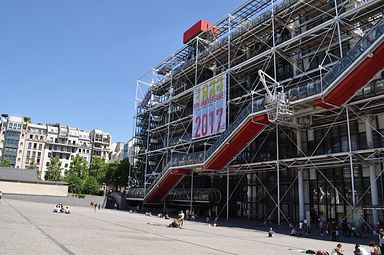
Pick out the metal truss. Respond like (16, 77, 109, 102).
(131, 0, 384, 224)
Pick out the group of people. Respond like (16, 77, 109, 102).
(319, 219, 361, 239)
(270, 227, 384, 255)
(168, 210, 185, 228)
(349, 242, 381, 255)
(53, 203, 70, 214)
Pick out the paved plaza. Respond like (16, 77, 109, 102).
(0, 199, 371, 255)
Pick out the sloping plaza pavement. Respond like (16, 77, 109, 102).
(0, 199, 372, 254)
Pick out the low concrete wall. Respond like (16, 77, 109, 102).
(0, 180, 68, 197)
(3, 194, 106, 208)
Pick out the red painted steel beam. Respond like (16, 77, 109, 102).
(314, 42, 384, 109)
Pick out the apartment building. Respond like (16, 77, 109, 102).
(0, 115, 27, 168)
(109, 142, 125, 162)
(21, 123, 47, 170)
(90, 129, 111, 162)
(0, 114, 112, 179)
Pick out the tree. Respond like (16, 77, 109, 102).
(89, 157, 107, 184)
(67, 155, 88, 180)
(26, 160, 38, 171)
(64, 174, 83, 194)
(104, 159, 130, 190)
(83, 176, 100, 195)
(0, 158, 12, 167)
(44, 157, 62, 181)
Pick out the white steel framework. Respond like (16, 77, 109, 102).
(131, 0, 384, 228)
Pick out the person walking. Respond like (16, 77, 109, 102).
(178, 210, 185, 227)
(299, 221, 303, 237)
(0, 190, 2, 203)
(331, 219, 338, 241)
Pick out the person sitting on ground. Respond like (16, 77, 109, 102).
(64, 206, 70, 214)
(168, 218, 181, 228)
(268, 227, 275, 237)
(53, 204, 60, 213)
(368, 242, 382, 255)
(354, 243, 369, 255)
(332, 243, 344, 255)
(316, 250, 329, 255)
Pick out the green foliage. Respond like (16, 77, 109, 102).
(89, 157, 108, 183)
(64, 174, 83, 194)
(104, 158, 130, 190)
(0, 158, 12, 167)
(83, 176, 100, 195)
(67, 155, 88, 179)
(26, 160, 38, 170)
(44, 157, 62, 181)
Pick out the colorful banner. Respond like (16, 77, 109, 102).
(192, 73, 226, 140)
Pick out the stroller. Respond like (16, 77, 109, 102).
(351, 226, 361, 237)
(290, 228, 301, 237)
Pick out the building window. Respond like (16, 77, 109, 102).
(27, 151, 30, 157)
(30, 134, 33, 139)
(33, 143, 37, 149)
(65, 164, 68, 168)
(38, 144, 42, 150)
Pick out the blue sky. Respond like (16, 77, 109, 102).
(0, 0, 243, 142)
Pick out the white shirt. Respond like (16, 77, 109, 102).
(359, 247, 369, 255)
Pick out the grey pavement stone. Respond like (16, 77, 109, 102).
(0, 199, 371, 255)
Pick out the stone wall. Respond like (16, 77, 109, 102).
(0, 181, 68, 197)
(3, 193, 106, 207)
